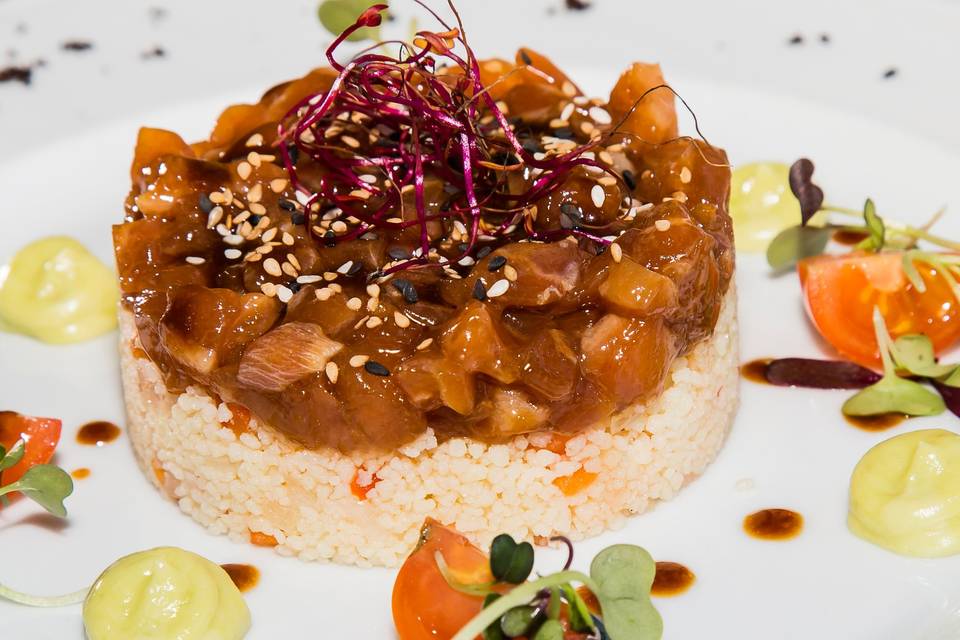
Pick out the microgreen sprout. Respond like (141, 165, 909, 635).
(445, 535, 661, 640)
(841, 308, 945, 417)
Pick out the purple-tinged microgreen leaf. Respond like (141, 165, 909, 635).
(932, 380, 960, 418)
(764, 358, 880, 389)
(766, 225, 832, 271)
(842, 309, 945, 417)
(788, 158, 825, 225)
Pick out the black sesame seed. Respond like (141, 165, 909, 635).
(364, 361, 390, 377)
(521, 138, 540, 154)
(388, 246, 412, 260)
(288, 281, 301, 293)
(882, 67, 898, 79)
(553, 127, 574, 140)
(199, 193, 214, 214)
(560, 202, 583, 222)
(291, 213, 306, 225)
(819, 33, 831, 44)
(788, 34, 804, 45)
(61, 40, 93, 52)
(457, 243, 470, 253)
(278, 199, 297, 212)
(248, 214, 262, 226)
(476, 246, 493, 259)
(622, 169, 637, 191)
(392, 278, 419, 304)
(519, 50, 532, 66)
(488, 256, 507, 271)
(324, 231, 337, 247)
(472, 279, 487, 301)
(347, 261, 363, 276)
(443, 182, 461, 194)
(287, 145, 299, 165)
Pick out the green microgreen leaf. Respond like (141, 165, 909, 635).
(941, 366, 960, 388)
(489, 534, 535, 584)
(546, 587, 562, 620)
(561, 583, 596, 633)
(892, 334, 956, 378)
(766, 225, 833, 271)
(589, 545, 663, 640)
(842, 309, 945, 417)
(435, 550, 495, 597)
(0, 440, 25, 473)
(317, 0, 383, 42)
(499, 605, 539, 638)
(532, 619, 564, 640)
(0, 465, 74, 518)
(855, 199, 885, 251)
(482, 594, 506, 640)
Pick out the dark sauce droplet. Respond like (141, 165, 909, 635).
(744, 508, 803, 540)
(651, 561, 695, 597)
(221, 563, 260, 592)
(76, 421, 121, 446)
(832, 229, 869, 246)
(844, 413, 907, 431)
(71, 468, 91, 480)
(740, 359, 773, 384)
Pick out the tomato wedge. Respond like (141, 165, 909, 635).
(392, 519, 493, 640)
(798, 252, 960, 367)
(0, 411, 62, 500)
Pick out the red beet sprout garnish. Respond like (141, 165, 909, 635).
(276, 1, 623, 277)
(550, 535, 574, 571)
(932, 381, 960, 418)
(763, 358, 881, 389)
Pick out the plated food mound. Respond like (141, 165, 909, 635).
(114, 5, 737, 566)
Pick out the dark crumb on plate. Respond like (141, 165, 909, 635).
(148, 6, 168, 21)
(14, 22, 28, 35)
(0, 65, 31, 85)
(882, 67, 898, 79)
(141, 45, 166, 59)
(565, 0, 591, 9)
(819, 33, 831, 44)
(62, 40, 94, 52)
(787, 34, 804, 45)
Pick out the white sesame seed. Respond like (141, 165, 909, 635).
(346, 297, 362, 311)
(247, 151, 262, 168)
(315, 287, 334, 301)
(206, 206, 224, 228)
(341, 135, 361, 148)
(282, 232, 295, 246)
(366, 317, 383, 329)
(589, 106, 612, 125)
(580, 121, 595, 135)
(325, 362, 339, 383)
(359, 174, 378, 184)
(655, 219, 672, 232)
(337, 261, 354, 275)
(598, 151, 614, 165)
(610, 243, 623, 263)
(366, 296, 378, 313)
(458, 256, 476, 267)
(256, 244, 274, 255)
(503, 265, 518, 282)
(416, 338, 433, 351)
(209, 191, 226, 204)
(679, 167, 692, 184)
(332, 221, 348, 234)
(263, 258, 282, 277)
(185, 256, 205, 265)
(245, 133, 264, 147)
(394, 311, 411, 328)
(349, 355, 369, 368)
(328, 283, 342, 292)
(487, 279, 509, 298)
(295, 191, 311, 206)
(270, 178, 288, 193)
(598, 176, 617, 187)
(261, 228, 278, 243)
(323, 272, 338, 282)
(260, 282, 277, 296)
(281, 262, 298, 278)
(298, 274, 322, 284)
(223, 234, 245, 246)
(248, 183, 263, 204)
(286, 253, 301, 270)
(276, 285, 293, 303)
(237, 162, 252, 180)
(591, 184, 606, 208)
(561, 81, 577, 97)
(366, 284, 380, 298)
(560, 102, 575, 122)
(249, 203, 267, 216)
(224, 248, 242, 260)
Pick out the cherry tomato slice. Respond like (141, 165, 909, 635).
(798, 252, 960, 367)
(392, 519, 493, 640)
(0, 411, 62, 495)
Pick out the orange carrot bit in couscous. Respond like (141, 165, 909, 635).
(552, 468, 598, 496)
(350, 468, 381, 500)
(249, 531, 279, 547)
(542, 432, 572, 455)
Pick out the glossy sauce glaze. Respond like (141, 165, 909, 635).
(651, 561, 695, 596)
(844, 413, 907, 431)
(220, 563, 260, 592)
(740, 358, 772, 384)
(114, 52, 733, 453)
(76, 421, 121, 446)
(743, 508, 803, 540)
